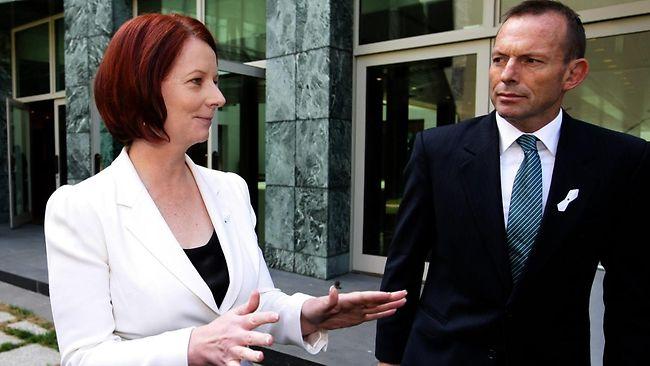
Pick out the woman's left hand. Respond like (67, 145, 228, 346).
(300, 287, 407, 335)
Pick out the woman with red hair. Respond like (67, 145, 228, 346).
(44, 13, 406, 366)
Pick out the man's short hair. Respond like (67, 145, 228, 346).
(502, 0, 586, 62)
(94, 13, 218, 144)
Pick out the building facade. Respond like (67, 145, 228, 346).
(1, 0, 649, 279)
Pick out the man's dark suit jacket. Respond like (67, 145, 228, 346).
(376, 111, 650, 366)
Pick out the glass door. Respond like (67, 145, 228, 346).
(6, 98, 32, 228)
(352, 39, 491, 274)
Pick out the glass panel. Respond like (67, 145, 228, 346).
(8, 102, 32, 226)
(205, 0, 266, 62)
(564, 31, 650, 141)
(500, 0, 641, 18)
(359, 0, 483, 45)
(55, 18, 65, 91)
(216, 73, 266, 243)
(363, 55, 476, 256)
(137, 0, 197, 17)
(15, 23, 50, 97)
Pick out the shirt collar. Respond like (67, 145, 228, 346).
(496, 109, 562, 156)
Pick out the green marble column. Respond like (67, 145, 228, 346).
(64, 0, 130, 183)
(265, 0, 352, 279)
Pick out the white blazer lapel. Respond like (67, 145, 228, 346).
(185, 157, 243, 313)
(112, 149, 220, 314)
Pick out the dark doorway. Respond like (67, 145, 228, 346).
(28, 100, 56, 223)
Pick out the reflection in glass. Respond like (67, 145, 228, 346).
(138, 0, 197, 17)
(205, 0, 266, 62)
(15, 23, 50, 97)
(359, 0, 483, 44)
(10, 106, 31, 217)
(363, 55, 476, 256)
(55, 18, 65, 91)
(500, 0, 640, 18)
(564, 31, 650, 141)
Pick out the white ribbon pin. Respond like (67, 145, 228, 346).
(557, 189, 579, 212)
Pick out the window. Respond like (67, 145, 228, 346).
(15, 23, 50, 97)
(205, 0, 266, 62)
(137, 0, 197, 18)
(359, 0, 483, 44)
(564, 31, 650, 140)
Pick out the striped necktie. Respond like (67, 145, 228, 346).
(507, 134, 543, 284)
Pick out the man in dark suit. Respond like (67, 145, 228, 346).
(375, 1, 650, 365)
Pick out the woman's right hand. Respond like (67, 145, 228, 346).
(188, 290, 278, 365)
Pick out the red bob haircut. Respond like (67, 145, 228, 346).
(94, 13, 218, 144)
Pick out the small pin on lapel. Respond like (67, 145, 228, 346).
(557, 189, 579, 212)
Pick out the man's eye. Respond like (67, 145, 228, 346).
(526, 58, 540, 64)
(492, 57, 504, 64)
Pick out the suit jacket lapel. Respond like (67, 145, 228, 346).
(514, 112, 598, 289)
(459, 112, 512, 293)
(185, 157, 243, 313)
(113, 149, 220, 314)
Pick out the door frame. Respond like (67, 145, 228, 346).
(53, 98, 66, 188)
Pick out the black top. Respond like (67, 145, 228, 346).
(183, 230, 230, 307)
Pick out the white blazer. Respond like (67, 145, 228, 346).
(44, 149, 326, 366)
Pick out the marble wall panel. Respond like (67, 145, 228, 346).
(265, 185, 295, 250)
(66, 132, 91, 183)
(329, 48, 352, 121)
(295, 187, 327, 256)
(64, 0, 88, 40)
(330, 0, 353, 51)
(88, 0, 112, 37)
(265, 121, 295, 186)
(327, 188, 350, 256)
(264, 246, 294, 273)
(294, 252, 349, 279)
(266, 56, 296, 122)
(296, 48, 329, 120)
(66, 85, 90, 134)
(328, 119, 351, 188)
(296, 119, 328, 188)
(267, 0, 296, 58)
(100, 130, 115, 170)
(88, 34, 110, 73)
(64, 37, 88, 88)
(296, 0, 329, 52)
(112, 0, 133, 32)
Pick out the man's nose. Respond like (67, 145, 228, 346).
(500, 58, 519, 84)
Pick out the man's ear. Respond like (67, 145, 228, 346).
(563, 58, 589, 92)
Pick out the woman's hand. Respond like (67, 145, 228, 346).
(188, 291, 277, 366)
(300, 287, 407, 335)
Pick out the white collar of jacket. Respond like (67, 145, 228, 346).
(110, 147, 251, 314)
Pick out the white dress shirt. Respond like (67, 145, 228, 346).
(497, 109, 562, 227)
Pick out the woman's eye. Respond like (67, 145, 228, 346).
(190, 78, 202, 85)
